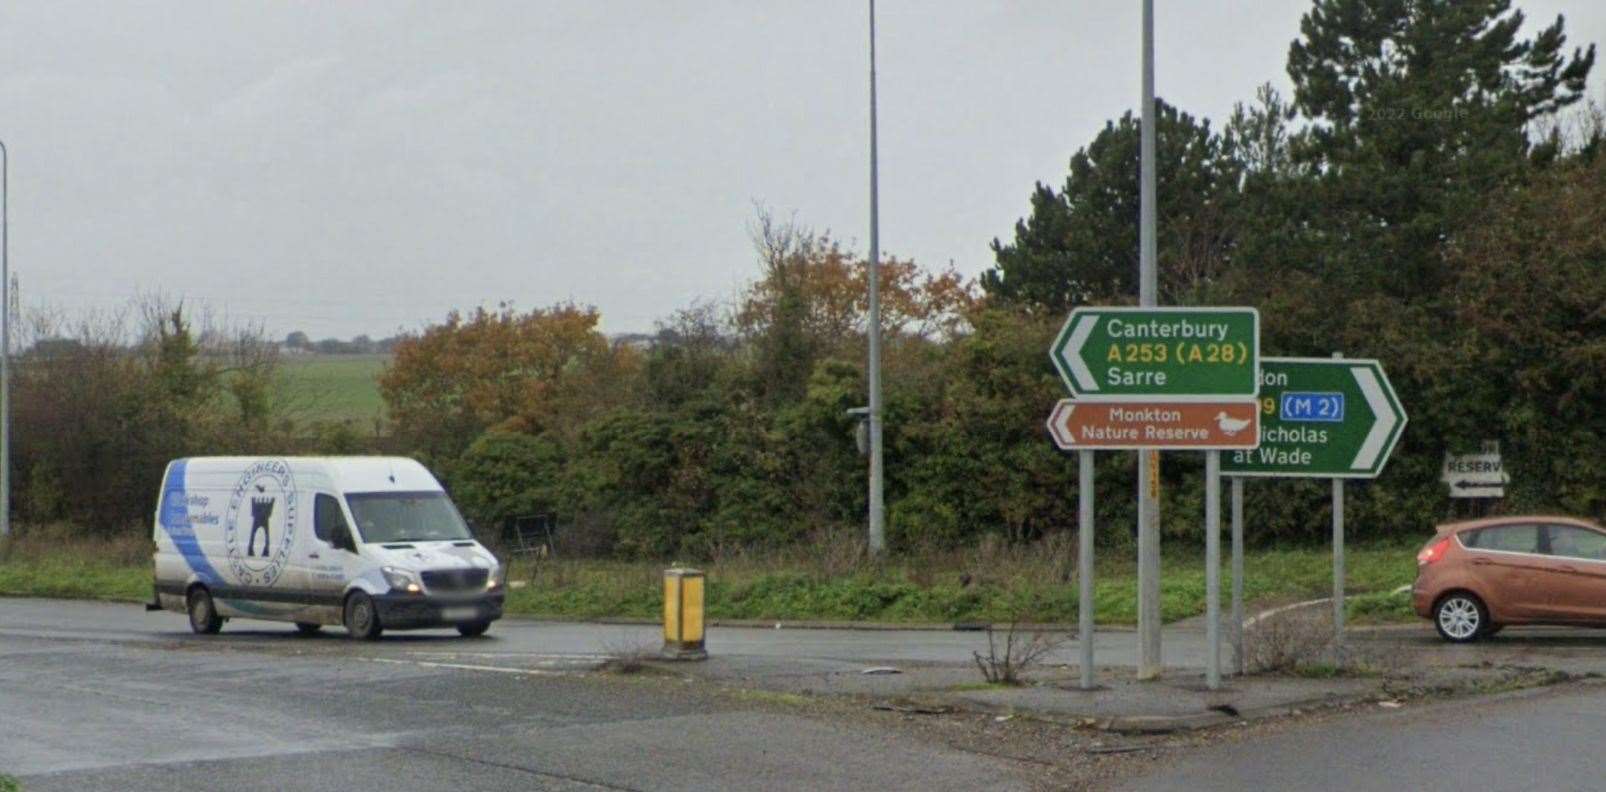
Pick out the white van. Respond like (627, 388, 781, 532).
(150, 456, 505, 639)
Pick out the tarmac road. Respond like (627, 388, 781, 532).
(0, 596, 1216, 669)
(1119, 681, 1606, 792)
(2, 598, 1036, 791)
(13, 598, 1606, 790)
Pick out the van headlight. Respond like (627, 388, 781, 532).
(382, 566, 422, 594)
(487, 563, 507, 591)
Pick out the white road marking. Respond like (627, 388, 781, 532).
(365, 656, 571, 676)
(1243, 584, 1412, 630)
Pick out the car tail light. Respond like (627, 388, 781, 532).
(1417, 537, 1452, 566)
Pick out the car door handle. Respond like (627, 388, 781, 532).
(1559, 565, 1578, 574)
(308, 553, 320, 560)
(1471, 557, 1492, 566)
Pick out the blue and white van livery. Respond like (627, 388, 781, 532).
(151, 456, 505, 639)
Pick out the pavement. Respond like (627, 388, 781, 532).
(8, 597, 1606, 789)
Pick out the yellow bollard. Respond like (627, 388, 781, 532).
(662, 567, 707, 661)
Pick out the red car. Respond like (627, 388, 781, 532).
(1414, 515, 1606, 642)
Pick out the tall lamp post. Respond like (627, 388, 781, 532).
(866, 0, 885, 554)
(1, 139, 10, 541)
(1135, 0, 1162, 679)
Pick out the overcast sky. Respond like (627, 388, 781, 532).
(6, 1, 1602, 340)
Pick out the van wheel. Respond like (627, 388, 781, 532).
(344, 592, 383, 641)
(294, 622, 323, 636)
(1434, 593, 1487, 643)
(187, 588, 223, 635)
(457, 621, 490, 638)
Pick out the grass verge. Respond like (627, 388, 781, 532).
(0, 527, 151, 603)
(0, 773, 20, 792)
(499, 539, 1419, 626)
(0, 527, 1422, 627)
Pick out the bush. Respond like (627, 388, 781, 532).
(14, 301, 283, 534)
(448, 431, 565, 533)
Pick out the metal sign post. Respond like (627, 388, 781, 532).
(1331, 350, 1345, 648)
(1230, 476, 1245, 675)
(1078, 449, 1096, 690)
(1205, 451, 1222, 689)
(1333, 475, 1344, 644)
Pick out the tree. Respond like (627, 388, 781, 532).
(14, 299, 286, 532)
(379, 302, 640, 461)
(737, 210, 975, 402)
(982, 100, 1242, 312)
(1286, 0, 1595, 299)
(1442, 154, 1606, 514)
(284, 331, 310, 349)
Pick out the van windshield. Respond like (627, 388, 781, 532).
(345, 491, 473, 544)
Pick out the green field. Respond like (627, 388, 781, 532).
(278, 354, 389, 425)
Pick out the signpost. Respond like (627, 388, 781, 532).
(1222, 357, 1405, 478)
(1220, 356, 1407, 655)
(1441, 441, 1508, 499)
(1051, 307, 1260, 402)
(1047, 400, 1259, 450)
(1049, 306, 1261, 690)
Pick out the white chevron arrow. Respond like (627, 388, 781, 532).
(1351, 366, 1398, 470)
(1064, 314, 1099, 392)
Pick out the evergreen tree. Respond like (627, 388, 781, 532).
(982, 100, 1241, 313)
(1287, 0, 1595, 299)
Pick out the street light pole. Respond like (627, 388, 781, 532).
(1136, 0, 1162, 679)
(1, 139, 10, 541)
(866, 0, 885, 554)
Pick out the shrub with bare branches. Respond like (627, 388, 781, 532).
(972, 621, 1065, 686)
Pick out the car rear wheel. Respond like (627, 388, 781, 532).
(456, 621, 490, 638)
(187, 587, 223, 635)
(344, 592, 383, 641)
(1434, 593, 1487, 643)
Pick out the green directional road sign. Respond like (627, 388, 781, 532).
(1050, 307, 1259, 401)
(1222, 357, 1407, 479)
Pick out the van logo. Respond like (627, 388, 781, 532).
(248, 497, 275, 557)
(225, 460, 298, 587)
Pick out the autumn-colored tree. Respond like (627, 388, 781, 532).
(737, 213, 974, 345)
(735, 210, 975, 402)
(379, 303, 640, 461)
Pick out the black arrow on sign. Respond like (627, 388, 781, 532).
(1452, 480, 1504, 493)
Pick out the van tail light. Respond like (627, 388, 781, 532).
(1418, 538, 1452, 566)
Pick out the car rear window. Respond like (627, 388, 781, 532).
(1462, 524, 1539, 553)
